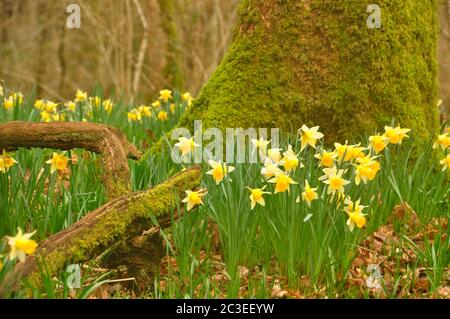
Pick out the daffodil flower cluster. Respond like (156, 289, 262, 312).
(179, 124, 419, 231)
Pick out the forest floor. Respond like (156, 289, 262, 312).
(0, 85, 448, 299)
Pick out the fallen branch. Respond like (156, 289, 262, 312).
(0, 166, 201, 294)
(0, 121, 141, 198)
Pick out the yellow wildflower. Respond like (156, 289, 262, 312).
(159, 89, 172, 102)
(127, 109, 142, 122)
(248, 186, 270, 210)
(251, 137, 270, 157)
(384, 125, 410, 144)
(261, 158, 284, 179)
(34, 99, 45, 110)
(369, 134, 389, 154)
(433, 133, 450, 151)
(334, 142, 366, 161)
(6, 228, 38, 262)
(174, 136, 200, 156)
(267, 148, 282, 163)
(103, 99, 113, 114)
(66, 101, 76, 112)
(75, 89, 87, 102)
(281, 145, 300, 172)
(0, 150, 17, 173)
(354, 156, 381, 185)
(440, 154, 450, 171)
(138, 105, 152, 118)
(299, 125, 324, 151)
(207, 160, 235, 185)
(344, 198, 367, 231)
(157, 110, 168, 121)
(40, 111, 52, 122)
(91, 96, 101, 108)
(182, 189, 207, 211)
(319, 166, 350, 195)
(46, 152, 69, 174)
(44, 101, 58, 113)
(182, 92, 193, 106)
(268, 173, 298, 194)
(296, 180, 318, 206)
(314, 150, 337, 168)
(3, 96, 14, 110)
(152, 100, 161, 109)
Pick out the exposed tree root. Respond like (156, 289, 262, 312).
(0, 121, 141, 199)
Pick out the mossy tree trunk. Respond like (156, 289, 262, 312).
(177, 0, 439, 144)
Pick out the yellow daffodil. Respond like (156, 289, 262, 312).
(0, 150, 17, 173)
(174, 136, 200, 156)
(369, 134, 389, 154)
(252, 137, 270, 158)
(34, 99, 45, 110)
(334, 142, 366, 162)
(384, 125, 410, 144)
(344, 198, 367, 231)
(46, 152, 69, 174)
(138, 105, 152, 118)
(170, 103, 176, 114)
(267, 148, 282, 163)
(433, 133, 450, 151)
(157, 110, 168, 121)
(103, 99, 113, 114)
(247, 186, 270, 210)
(281, 145, 301, 172)
(182, 189, 207, 211)
(207, 160, 235, 185)
(354, 155, 381, 185)
(75, 89, 87, 102)
(319, 166, 350, 195)
(0, 84, 3, 96)
(3, 96, 14, 110)
(152, 100, 161, 109)
(261, 158, 284, 179)
(65, 101, 76, 112)
(159, 89, 172, 102)
(127, 108, 142, 122)
(90, 96, 101, 108)
(296, 180, 318, 206)
(6, 228, 38, 262)
(14, 92, 23, 105)
(40, 111, 52, 122)
(182, 92, 193, 106)
(299, 125, 324, 151)
(44, 101, 58, 113)
(268, 173, 298, 194)
(440, 154, 450, 171)
(314, 150, 337, 167)
(252, 137, 270, 151)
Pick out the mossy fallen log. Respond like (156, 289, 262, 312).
(0, 167, 201, 295)
(0, 121, 141, 199)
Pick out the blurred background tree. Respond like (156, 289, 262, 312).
(0, 0, 239, 101)
(0, 0, 448, 120)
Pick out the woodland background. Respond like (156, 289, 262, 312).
(0, 0, 449, 114)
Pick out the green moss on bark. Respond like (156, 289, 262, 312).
(20, 168, 201, 287)
(175, 0, 439, 144)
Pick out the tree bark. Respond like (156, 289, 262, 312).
(0, 121, 140, 199)
(175, 0, 439, 144)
